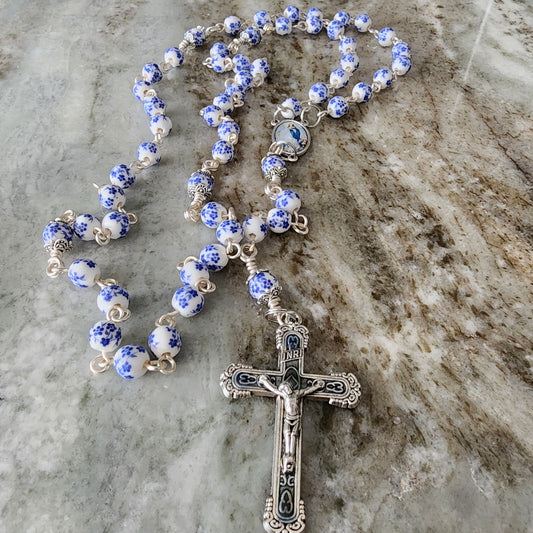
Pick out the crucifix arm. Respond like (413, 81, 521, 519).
(258, 374, 281, 396)
(297, 379, 325, 398)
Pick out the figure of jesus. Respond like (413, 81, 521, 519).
(258, 375, 325, 472)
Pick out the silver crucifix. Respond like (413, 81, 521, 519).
(220, 314, 361, 533)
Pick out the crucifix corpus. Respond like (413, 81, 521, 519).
(220, 314, 361, 532)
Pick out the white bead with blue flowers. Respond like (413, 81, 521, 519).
(373, 68, 393, 89)
(218, 120, 240, 142)
(185, 27, 206, 47)
(200, 243, 229, 271)
(68, 259, 100, 288)
(172, 286, 204, 317)
(89, 321, 122, 352)
(110, 164, 135, 189)
(180, 260, 210, 287)
(327, 96, 349, 118)
(275, 190, 301, 213)
(330, 68, 350, 89)
(261, 155, 286, 175)
(254, 10, 271, 28)
(307, 7, 323, 19)
(352, 82, 373, 103)
(137, 142, 161, 166)
(339, 37, 357, 53)
(133, 80, 151, 101)
(392, 42, 411, 58)
(243, 26, 262, 46)
(201, 202, 227, 228)
(341, 53, 360, 73)
(102, 211, 130, 239)
(210, 42, 229, 58)
(232, 54, 251, 72)
(306, 16, 323, 34)
(216, 219, 244, 245)
(327, 20, 345, 40)
(248, 271, 278, 300)
(74, 214, 100, 241)
(142, 63, 163, 84)
(43, 221, 73, 248)
(149, 326, 182, 358)
(165, 47, 184, 67)
(97, 285, 130, 314)
(212, 140, 234, 164)
(144, 96, 165, 117)
(334, 11, 351, 27)
(201, 105, 224, 127)
(98, 185, 125, 210)
(392, 56, 412, 76)
(114, 345, 149, 379)
(213, 94, 233, 115)
(280, 98, 302, 119)
(188, 172, 213, 196)
(243, 215, 268, 243)
(354, 14, 372, 32)
(250, 58, 270, 81)
(377, 27, 396, 47)
(224, 15, 241, 35)
(150, 114, 172, 137)
(284, 6, 300, 22)
(309, 82, 329, 103)
(276, 17, 292, 35)
(267, 208, 291, 233)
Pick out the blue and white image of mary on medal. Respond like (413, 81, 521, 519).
(272, 120, 311, 157)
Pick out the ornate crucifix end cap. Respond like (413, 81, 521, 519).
(220, 362, 253, 399)
(264, 497, 306, 533)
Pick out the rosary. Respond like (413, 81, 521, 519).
(43, 6, 411, 532)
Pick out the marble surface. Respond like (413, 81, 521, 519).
(1, 0, 533, 531)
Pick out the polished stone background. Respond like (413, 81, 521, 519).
(1, 0, 532, 532)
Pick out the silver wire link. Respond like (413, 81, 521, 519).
(46, 255, 67, 278)
(176, 256, 199, 270)
(226, 240, 242, 259)
(55, 210, 77, 225)
(156, 310, 179, 328)
(145, 353, 177, 375)
(300, 105, 328, 128)
(291, 210, 309, 235)
(106, 304, 131, 323)
(196, 278, 217, 294)
(240, 243, 259, 278)
(95, 277, 118, 289)
(117, 205, 138, 225)
(94, 227, 111, 246)
(205, 22, 225, 36)
(90, 351, 113, 374)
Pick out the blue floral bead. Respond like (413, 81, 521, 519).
(233, 54, 251, 72)
(309, 82, 329, 103)
(216, 219, 244, 245)
(334, 11, 351, 27)
(211, 54, 228, 73)
(327, 96, 349, 118)
(142, 63, 163, 84)
(352, 82, 373, 103)
(225, 83, 246, 102)
(307, 7, 323, 19)
(68, 259, 100, 288)
(235, 70, 254, 91)
(89, 321, 122, 352)
(150, 114, 172, 137)
(201, 202, 227, 229)
(354, 14, 372, 32)
(275, 190, 301, 213)
(373, 68, 393, 89)
(306, 16, 323, 34)
(180, 260, 210, 286)
(218, 120, 240, 142)
(339, 37, 357, 54)
(213, 93, 233, 115)
(200, 243, 229, 271)
(254, 10, 271, 28)
(185, 27, 206, 47)
(149, 326, 182, 358)
(114, 345, 149, 379)
(144, 96, 166, 117)
(201, 105, 224, 127)
(284, 6, 300, 23)
(110, 164, 135, 189)
(188, 172, 213, 196)
(327, 20, 345, 40)
(341, 53, 360, 73)
(243, 26, 262, 46)
(248, 271, 278, 300)
(172, 286, 204, 318)
(224, 15, 242, 35)
(392, 42, 411, 58)
(73, 214, 101, 241)
(377, 27, 396, 47)
(212, 140, 234, 164)
(98, 184, 125, 210)
(243, 215, 268, 243)
(97, 285, 130, 314)
(137, 142, 161, 166)
(164, 47, 184, 67)
(42, 221, 73, 247)
(392, 56, 412, 76)
(133, 80, 151, 101)
(276, 17, 292, 35)
(261, 155, 286, 175)
(251, 58, 270, 80)
(330, 68, 350, 89)
(210, 42, 230, 58)
(280, 97, 302, 118)
(101, 211, 130, 239)
(267, 208, 291, 233)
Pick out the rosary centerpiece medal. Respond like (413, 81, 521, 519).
(272, 118, 311, 158)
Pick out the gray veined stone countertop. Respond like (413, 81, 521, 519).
(1, 0, 533, 532)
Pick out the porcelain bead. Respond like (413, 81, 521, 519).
(307, 7, 323, 19)
(42, 221, 73, 247)
(98, 185, 125, 210)
(216, 219, 244, 245)
(110, 164, 135, 189)
(200, 243, 229, 271)
(267, 208, 291, 233)
(73, 214, 101, 241)
(201, 202, 227, 228)
(254, 10, 271, 28)
(280, 98, 302, 118)
(248, 271, 278, 300)
(276, 17, 292, 35)
(327, 20, 345, 40)
(142, 63, 163, 84)
(243, 26, 261, 46)
(243, 215, 268, 243)
(114, 345, 149, 379)
(377, 27, 396, 47)
(224, 15, 242, 35)
(185, 27, 206, 47)
(352, 82, 373, 103)
(392, 42, 411, 58)
(137, 142, 161, 166)
(213, 93, 233, 115)
(306, 16, 323, 34)
(341, 53, 360, 73)
(234, 70, 254, 91)
(201, 105, 224, 127)
(164, 47, 184, 67)
(330, 68, 350, 89)
(89, 321, 122, 352)
(133, 80, 151, 101)
(284, 6, 300, 22)
(101, 211, 131, 239)
(250, 58, 270, 81)
(309, 82, 329, 103)
(275, 190, 301, 213)
(392, 56, 412, 76)
(187, 172, 213, 196)
(68, 259, 100, 288)
(261, 155, 286, 175)
(354, 14, 372, 32)
(180, 260, 210, 286)
(233, 54, 251, 72)
(339, 37, 357, 53)
(150, 114, 172, 137)
(172, 286, 204, 317)
(327, 96, 349, 118)
(334, 11, 351, 27)
(149, 326, 182, 358)
(217, 120, 240, 142)
(373, 68, 393, 89)
(210, 42, 230, 58)
(97, 284, 130, 314)
(212, 140, 234, 164)
(211, 54, 229, 73)
(144, 96, 166, 117)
